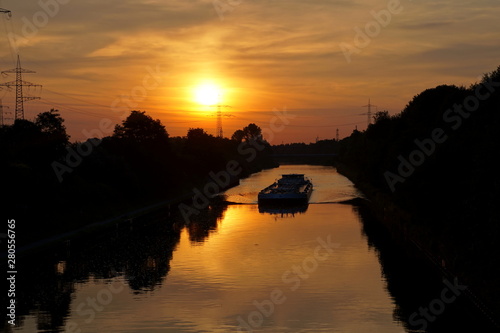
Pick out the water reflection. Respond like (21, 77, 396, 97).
(4, 221, 166, 331)
(3, 202, 230, 333)
(353, 204, 498, 332)
(258, 203, 309, 217)
(184, 202, 227, 244)
(7, 165, 495, 333)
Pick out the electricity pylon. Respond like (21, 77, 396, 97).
(211, 94, 230, 138)
(0, 55, 41, 120)
(361, 98, 377, 127)
(0, 99, 11, 125)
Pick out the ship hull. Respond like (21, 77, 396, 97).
(258, 191, 312, 203)
(257, 174, 313, 204)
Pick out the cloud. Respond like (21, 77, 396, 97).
(396, 21, 456, 30)
(0, 0, 498, 141)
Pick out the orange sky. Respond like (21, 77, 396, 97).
(0, 0, 499, 143)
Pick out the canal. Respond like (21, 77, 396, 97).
(6, 165, 491, 332)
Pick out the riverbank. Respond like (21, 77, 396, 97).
(334, 160, 500, 328)
(2, 110, 279, 254)
(10, 168, 251, 259)
(332, 67, 500, 327)
(13, 195, 179, 258)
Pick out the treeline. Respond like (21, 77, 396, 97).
(338, 66, 500, 222)
(0, 110, 276, 243)
(337, 66, 500, 314)
(272, 139, 339, 155)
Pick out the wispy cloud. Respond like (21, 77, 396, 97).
(0, 0, 498, 142)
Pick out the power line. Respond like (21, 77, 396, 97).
(285, 121, 364, 128)
(37, 98, 109, 119)
(44, 89, 111, 109)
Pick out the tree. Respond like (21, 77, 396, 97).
(35, 109, 70, 145)
(481, 65, 500, 84)
(187, 128, 210, 142)
(231, 129, 245, 142)
(114, 111, 169, 143)
(8, 119, 42, 148)
(242, 123, 262, 141)
(372, 110, 390, 124)
(185, 128, 214, 154)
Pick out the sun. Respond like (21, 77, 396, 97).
(194, 83, 221, 106)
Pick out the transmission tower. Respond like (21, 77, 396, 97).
(0, 55, 42, 120)
(0, 99, 12, 125)
(211, 101, 230, 138)
(361, 98, 377, 127)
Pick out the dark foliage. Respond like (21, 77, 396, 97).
(338, 67, 500, 222)
(1, 110, 276, 244)
(337, 66, 500, 314)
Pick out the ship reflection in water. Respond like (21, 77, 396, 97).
(258, 202, 309, 217)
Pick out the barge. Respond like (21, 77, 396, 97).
(258, 174, 313, 204)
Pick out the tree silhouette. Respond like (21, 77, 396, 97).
(35, 109, 70, 154)
(372, 110, 390, 124)
(35, 109, 69, 142)
(11, 119, 42, 141)
(243, 123, 262, 141)
(231, 129, 245, 143)
(185, 128, 214, 154)
(187, 128, 211, 142)
(113, 111, 169, 143)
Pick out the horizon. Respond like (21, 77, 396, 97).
(0, 0, 499, 144)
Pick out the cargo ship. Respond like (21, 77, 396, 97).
(258, 174, 313, 204)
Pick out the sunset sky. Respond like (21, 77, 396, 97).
(0, 0, 499, 143)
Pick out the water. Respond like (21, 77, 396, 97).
(9, 165, 487, 333)
(223, 164, 360, 204)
